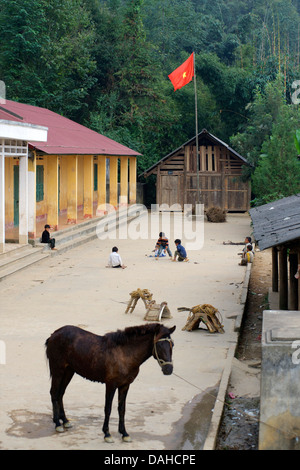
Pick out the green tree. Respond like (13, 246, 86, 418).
(0, 0, 96, 120)
(230, 76, 286, 172)
(41, 0, 97, 120)
(252, 105, 300, 204)
(88, 0, 183, 172)
(294, 129, 300, 155)
(0, 0, 49, 102)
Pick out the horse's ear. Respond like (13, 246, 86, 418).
(169, 325, 176, 334)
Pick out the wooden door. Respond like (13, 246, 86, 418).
(160, 174, 182, 209)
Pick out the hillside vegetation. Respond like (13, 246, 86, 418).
(1, 0, 300, 204)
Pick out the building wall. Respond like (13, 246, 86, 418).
(154, 143, 250, 211)
(4, 152, 137, 235)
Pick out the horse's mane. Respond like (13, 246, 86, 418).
(103, 323, 160, 348)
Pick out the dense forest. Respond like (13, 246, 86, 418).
(0, 0, 300, 205)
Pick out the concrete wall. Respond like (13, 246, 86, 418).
(260, 310, 300, 450)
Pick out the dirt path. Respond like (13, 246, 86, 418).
(216, 249, 272, 450)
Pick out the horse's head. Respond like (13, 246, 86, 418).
(153, 325, 176, 375)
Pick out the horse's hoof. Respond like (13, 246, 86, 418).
(63, 421, 72, 429)
(122, 435, 132, 443)
(104, 435, 114, 443)
(55, 425, 65, 433)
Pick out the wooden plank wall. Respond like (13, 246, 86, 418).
(154, 143, 250, 211)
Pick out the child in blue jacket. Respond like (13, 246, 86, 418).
(173, 239, 188, 262)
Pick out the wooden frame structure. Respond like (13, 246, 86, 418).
(142, 129, 251, 211)
(250, 194, 300, 310)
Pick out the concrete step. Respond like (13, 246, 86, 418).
(0, 244, 31, 261)
(49, 230, 100, 256)
(48, 206, 147, 256)
(0, 249, 50, 282)
(0, 245, 45, 269)
(0, 206, 147, 278)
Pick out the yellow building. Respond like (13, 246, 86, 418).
(0, 117, 48, 252)
(0, 100, 140, 243)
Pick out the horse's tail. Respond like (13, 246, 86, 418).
(44, 337, 51, 376)
(45, 337, 50, 355)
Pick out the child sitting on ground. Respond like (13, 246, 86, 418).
(172, 239, 188, 262)
(107, 246, 127, 269)
(242, 237, 252, 256)
(239, 244, 253, 265)
(155, 232, 172, 259)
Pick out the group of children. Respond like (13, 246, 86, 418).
(42, 223, 187, 268)
(239, 236, 254, 265)
(43, 222, 254, 270)
(106, 232, 188, 269)
(43, 222, 253, 269)
(154, 232, 188, 262)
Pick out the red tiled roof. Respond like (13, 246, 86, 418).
(0, 100, 140, 156)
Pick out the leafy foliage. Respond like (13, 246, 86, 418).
(252, 104, 300, 204)
(0, 0, 300, 202)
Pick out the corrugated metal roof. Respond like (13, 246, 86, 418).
(0, 100, 140, 156)
(249, 194, 300, 250)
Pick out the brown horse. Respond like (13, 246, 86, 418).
(45, 322, 176, 442)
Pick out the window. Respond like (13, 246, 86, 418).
(36, 165, 44, 202)
(200, 145, 217, 172)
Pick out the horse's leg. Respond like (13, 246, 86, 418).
(50, 374, 65, 432)
(50, 367, 74, 432)
(58, 367, 74, 429)
(118, 383, 132, 442)
(103, 384, 116, 442)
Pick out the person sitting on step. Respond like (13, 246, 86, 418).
(41, 224, 56, 250)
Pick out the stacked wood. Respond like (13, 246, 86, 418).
(144, 301, 172, 322)
(125, 288, 172, 322)
(179, 304, 224, 333)
(125, 288, 153, 314)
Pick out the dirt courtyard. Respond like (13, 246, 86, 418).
(0, 211, 252, 450)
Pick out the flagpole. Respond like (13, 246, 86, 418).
(193, 52, 200, 209)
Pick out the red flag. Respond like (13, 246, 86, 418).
(168, 53, 194, 91)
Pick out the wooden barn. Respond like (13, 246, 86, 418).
(142, 129, 251, 211)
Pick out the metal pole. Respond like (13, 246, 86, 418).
(193, 52, 200, 207)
